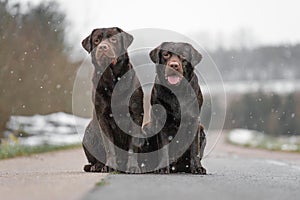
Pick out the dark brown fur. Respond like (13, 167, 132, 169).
(81, 27, 144, 173)
(144, 42, 206, 174)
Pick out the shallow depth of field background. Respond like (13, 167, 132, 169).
(1, 0, 300, 153)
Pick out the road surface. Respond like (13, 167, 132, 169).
(85, 133, 300, 200)
(85, 157, 300, 200)
(1, 133, 300, 200)
(0, 148, 107, 200)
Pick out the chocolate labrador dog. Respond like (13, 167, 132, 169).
(81, 27, 144, 173)
(144, 42, 206, 174)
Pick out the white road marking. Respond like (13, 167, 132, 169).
(266, 159, 300, 172)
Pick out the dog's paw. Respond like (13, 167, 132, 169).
(83, 164, 92, 172)
(105, 157, 118, 170)
(126, 166, 142, 174)
(154, 167, 170, 174)
(91, 162, 106, 172)
(191, 166, 207, 175)
(101, 166, 116, 173)
(126, 159, 142, 174)
(84, 162, 105, 172)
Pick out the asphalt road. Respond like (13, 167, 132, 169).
(0, 148, 106, 200)
(1, 133, 299, 200)
(84, 132, 300, 200)
(84, 155, 300, 200)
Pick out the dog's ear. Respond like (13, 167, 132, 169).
(115, 27, 133, 49)
(149, 42, 168, 63)
(82, 34, 91, 53)
(82, 30, 95, 53)
(188, 44, 202, 67)
(122, 31, 133, 49)
(149, 47, 159, 63)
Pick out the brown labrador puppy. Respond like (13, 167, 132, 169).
(144, 42, 206, 174)
(81, 27, 144, 173)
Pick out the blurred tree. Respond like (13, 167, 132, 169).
(211, 44, 300, 81)
(0, 0, 79, 137)
(226, 92, 300, 136)
(280, 94, 297, 135)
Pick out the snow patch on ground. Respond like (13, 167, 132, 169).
(5, 112, 90, 147)
(228, 129, 264, 146)
(228, 129, 300, 152)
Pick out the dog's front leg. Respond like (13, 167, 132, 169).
(101, 132, 117, 173)
(155, 132, 170, 174)
(126, 127, 147, 173)
(190, 125, 206, 174)
(83, 116, 107, 172)
(126, 141, 141, 174)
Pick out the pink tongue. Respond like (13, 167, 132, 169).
(167, 75, 180, 85)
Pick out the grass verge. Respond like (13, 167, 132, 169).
(95, 179, 109, 187)
(0, 136, 81, 160)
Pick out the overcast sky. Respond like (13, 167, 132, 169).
(20, 0, 300, 50)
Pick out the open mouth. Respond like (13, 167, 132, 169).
(165, 72, 183, 85)
(164, 60, 183, 85)
(166, 75, 180, 85)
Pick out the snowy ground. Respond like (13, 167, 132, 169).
(5, 112, 90, 146)
(4, 112, 300, 152)
(228, 129, 300, 152)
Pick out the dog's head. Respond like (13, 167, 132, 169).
(149, 42, 202, 86)
(82, 27, 133, 67)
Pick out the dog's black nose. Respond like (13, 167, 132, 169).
(169, 62, 179, 69)
(99, 43, 109, 51)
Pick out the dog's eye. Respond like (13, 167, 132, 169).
(180, 55, 187, 60)
(109, 37, 117, 43)
(94, 39, 100, 44)
(162, 52, 170, 59)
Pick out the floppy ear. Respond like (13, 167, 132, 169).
(189, 44, 202, 67)
(149, 42, 167, 63)
(82, 33, 92, 53)
(115, 27, 134, 49)
(122, 31, 133, 49)
(149, 46, 160, 63)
